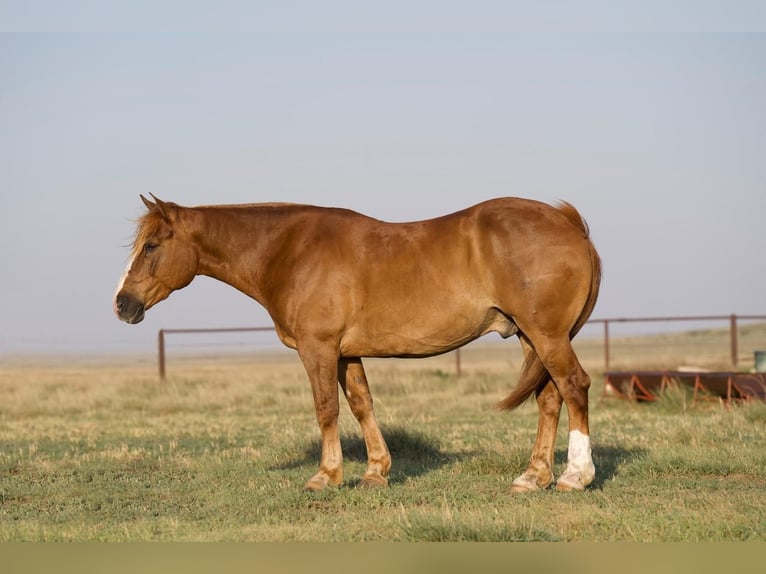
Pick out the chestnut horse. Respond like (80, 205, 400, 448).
(115, 195, 601, 492)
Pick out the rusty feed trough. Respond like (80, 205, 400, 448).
(604, 371, 766, 403)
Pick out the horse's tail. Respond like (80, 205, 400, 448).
(495, 349, 551, 411)
(497, 202, 601, 411)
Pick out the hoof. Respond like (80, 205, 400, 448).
(303, 478, 328, 492)
(358, 471, 388, 489)
(555, 471, 591, 492)
(511, 482, 538, 494)
(511, 472, 550, 493)
(303, 471, 341, 492)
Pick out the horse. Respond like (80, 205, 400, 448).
(115, 195, 601, 492)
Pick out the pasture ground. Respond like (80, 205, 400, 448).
(2, 324, 766, 542)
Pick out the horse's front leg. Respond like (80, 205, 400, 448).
(298, 342, 343, 491)
(339, 357, 391, 487)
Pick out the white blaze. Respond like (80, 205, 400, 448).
(115, 259, 133, 297)
(113, 256, 137, 316)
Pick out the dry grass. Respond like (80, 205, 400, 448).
(2, 324, 766, 541)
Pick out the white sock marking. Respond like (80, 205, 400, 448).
(564, 430, 595, 485)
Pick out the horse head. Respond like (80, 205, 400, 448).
(114, 194, 199, 324)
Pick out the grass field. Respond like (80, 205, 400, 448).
(2, 324, 766, 541)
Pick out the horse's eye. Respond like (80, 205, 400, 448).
(144, 243, 158, 255)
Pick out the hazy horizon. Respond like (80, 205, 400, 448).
(2, 29, 765, 356)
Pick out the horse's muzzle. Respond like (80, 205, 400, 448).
(114, 294, 145, 324)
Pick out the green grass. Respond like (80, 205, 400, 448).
(2, 352, 766, 541)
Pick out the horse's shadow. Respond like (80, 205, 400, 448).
(275, 428, 644, 489)
(554, 444, 646, 490)
(273, 426, 468, 486)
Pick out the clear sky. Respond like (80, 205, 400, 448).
(2, 26, 765, 354)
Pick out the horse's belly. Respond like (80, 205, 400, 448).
(339, 308, 517, 358)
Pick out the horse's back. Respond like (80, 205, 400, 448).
(296, 198, 598, 358)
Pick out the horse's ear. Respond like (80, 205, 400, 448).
(140, 194, 155, 211)
(140, 193, 172, 222)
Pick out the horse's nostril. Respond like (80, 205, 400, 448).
(116, 296, 127, 313)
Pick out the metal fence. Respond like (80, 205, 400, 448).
(589, 314, 766, 371)
(156, 313, 766, 380)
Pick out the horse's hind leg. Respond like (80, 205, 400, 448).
(512, 378, 563, 492)
(511, 337, 564, 492)
(525, 334, 595, 491)
(338, 357, 391, 487)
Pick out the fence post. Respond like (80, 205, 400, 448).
(603, 320, 610, 372)
(730, 314, 738, 370)
(455, 348, 462, 377)
(158, 329, 166, 381)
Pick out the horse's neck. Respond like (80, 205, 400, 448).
(189, 205, 285, 303)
